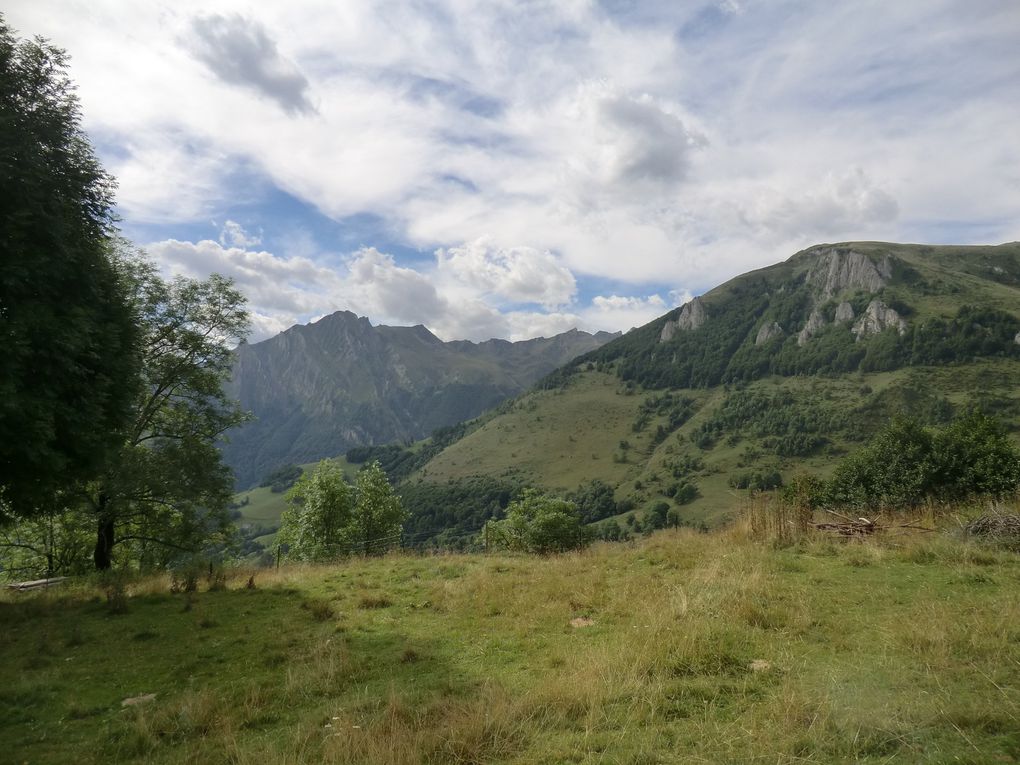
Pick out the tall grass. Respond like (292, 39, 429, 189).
(3, 517, 1019, 763)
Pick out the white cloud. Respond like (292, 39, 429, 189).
(7, 0, 1020, 338)
(219, 220, 263, 248)
(436, 237, 576, 308)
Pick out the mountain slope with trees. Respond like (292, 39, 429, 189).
(222, 311, 618, 488)
(405, 242, 1020, 534)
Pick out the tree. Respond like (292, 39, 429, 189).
(351, 461, 406, 555)
(486, 489, 585, 554)
(278, 460, 353, 562)
(825, 412, 1020, 510)
(278, 460, 405, 561)
(83, 253, 250, 569)
(0, 19, 138, 518)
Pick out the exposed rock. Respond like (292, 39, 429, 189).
(749, 659, 772, 673)
(1015, 330, 1020, 346)
(835, 301, 855, 323)
(659, 297, 706, 342)
(122, 693, 157, 707)
(806, 248, 891, 297)
(852, 299, 907, 339)
(797, 309, 826, 346)
(755, 321, 784, 346)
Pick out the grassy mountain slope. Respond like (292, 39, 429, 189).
(222, 311, 618, 488)
(408, 242, 1020, 530)
(4, 523, 1019, 763)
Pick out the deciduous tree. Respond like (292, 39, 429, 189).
(0, 19, 138, 518)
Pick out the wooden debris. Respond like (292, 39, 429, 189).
(6, 577, 68, 591)
(812, 509, 934, 538)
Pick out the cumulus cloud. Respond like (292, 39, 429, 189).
(189, 13, 314, 115)
(219, 220, 262, 248)
(582, 294, 672, 332)
(747, 168, 900, 239)
(10, 0, 1020, 340)
(436, 237, 576, 308)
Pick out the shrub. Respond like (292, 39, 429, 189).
(825, 411, 1020, 509)
(485, 490, 585, 554)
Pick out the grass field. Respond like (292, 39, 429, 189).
(3, 507, 1018, 764)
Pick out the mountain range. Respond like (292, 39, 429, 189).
(227, 241, 1020, 543)
(222, 311, 618, 488)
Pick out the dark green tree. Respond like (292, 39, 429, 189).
(825, 412, 1020, 509)
(0, 19, 138, 518)
(485, 489, 585, 554)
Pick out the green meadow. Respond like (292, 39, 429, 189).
(4, 508, 1018, 764)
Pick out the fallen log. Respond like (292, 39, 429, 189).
(6, 576, 68, 591)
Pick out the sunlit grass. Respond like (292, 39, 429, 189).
(2, 509, 1019, 763)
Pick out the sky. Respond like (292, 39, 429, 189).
(7, 1, 1020, 343)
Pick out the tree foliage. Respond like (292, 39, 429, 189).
(485, 490, 586, 554)
(0, 20, 138, 517)
(824, 411, 1020, 509)
(84, 253, 250, 569)
(278, 460, 353, 562)
(280, 460, 406, 561)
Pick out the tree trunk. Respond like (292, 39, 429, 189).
(93, 493, 115, 570)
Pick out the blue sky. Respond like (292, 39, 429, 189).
(8, 0, 1020, 342)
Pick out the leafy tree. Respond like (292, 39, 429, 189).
(279, 460, 406, 560)
(83, 254, 250, 569)
(351, 461, 406, 555)
(279, 460, 353, 562)
(568, 480, 617, 524)
(486, 489, 585, 554)
(825, 411, 1020, 509)
(0, 20, 138, 518)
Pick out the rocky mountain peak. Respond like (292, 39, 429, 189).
(806, 247, 892, 297)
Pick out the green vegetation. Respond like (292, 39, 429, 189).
(0, 26, 251, 576)
(485, 489, 586, 554)
(0, 21, 138, 518)
(823, 411, 1020, 509)
(280, 461, 406, 560)
(259, 464, 303, 494)
(3, 513, 1019, 763)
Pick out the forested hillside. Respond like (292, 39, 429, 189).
(402, 243, 1020, 538)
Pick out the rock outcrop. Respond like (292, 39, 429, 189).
(1015, 330, 1020, 346)
(806, 248, 892, 297)
(852, 299, 907, 339)
(660, 297, 706, 342)
(755, 321, 784, 346)
(797, 309, 826, 346)
(835, 301, 855, 323)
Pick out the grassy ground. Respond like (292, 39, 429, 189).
(3, 509, 1018, 764)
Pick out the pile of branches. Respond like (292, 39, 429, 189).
(813, 510, 933, 538)
(965, 514, 1020, 550)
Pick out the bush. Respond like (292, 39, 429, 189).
(485, 490, 586, 554)
(825, 411, 1020, 509)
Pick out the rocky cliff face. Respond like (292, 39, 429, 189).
(659, 297, 706, 342)
(797, 309, 826, 346)
(806, 247, 892, 297)
(852, 300, 908, 339)
(755, 321, 784, 346)
(222, 312, 618, 488)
